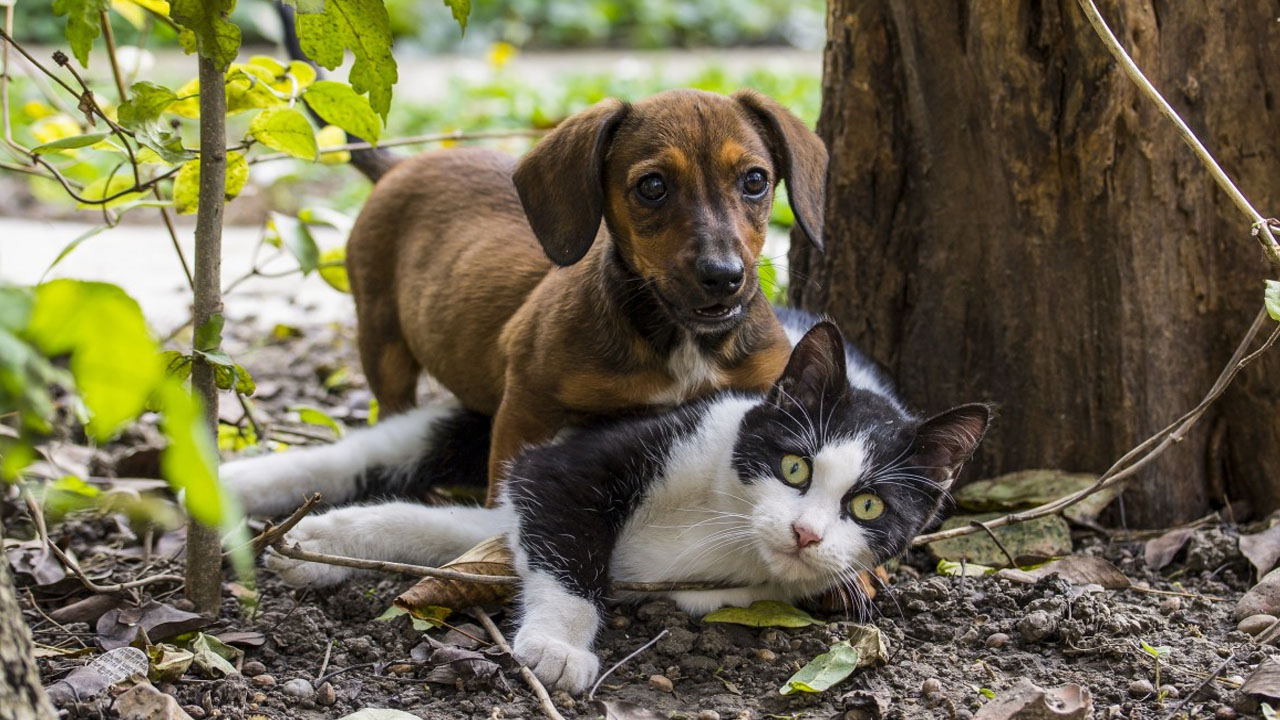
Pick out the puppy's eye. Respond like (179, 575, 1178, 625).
(636, 174, 667, 203)
(742, 169, 769, 198)
(849, 493, 885, 521)
(780, 454, 810, 487)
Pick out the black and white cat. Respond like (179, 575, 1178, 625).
(222, 316, 990, 693)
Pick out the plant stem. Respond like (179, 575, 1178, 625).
(185, 53, 228, 614)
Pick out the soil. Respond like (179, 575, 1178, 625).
(12, 320, 1275, 720)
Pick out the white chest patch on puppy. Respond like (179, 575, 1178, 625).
(651, 337, 724, 406)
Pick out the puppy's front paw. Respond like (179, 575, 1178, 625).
(264, 517, 355, 587)
(512, 629, 599, 695)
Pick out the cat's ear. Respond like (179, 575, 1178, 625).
(767, 321, 848, 413)
(909, 403, 993, 489)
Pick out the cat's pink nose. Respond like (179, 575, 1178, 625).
(792, 523, 822, 549)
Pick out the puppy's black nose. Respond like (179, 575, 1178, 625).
(697, 259, 744, 297)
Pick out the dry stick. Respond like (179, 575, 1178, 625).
(914, 310, 1280, 547)
(588, 629, 669, 702)
(1076, 0, 1280, 265)
(99, 11, 128, 102)
(249, 493, 322, 556)
(249, 128, 548, 164)
(971, 521, 1017, 567)
(473, 608, 566, 720)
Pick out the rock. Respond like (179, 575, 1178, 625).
(282, 679, 312, 698)
(1214, 707, 1238, 719)
(972, 679, 1091, 719)
(1236, 568, 1280, 621)
(649, 674, 674, 693)
(697, 712, 721, 720)
(1238, 614, 1277, 636)
(921, 678, 943, 695)
(315, 682, 336, 706)
(242, 661, 266, 676)
(657, 628, 697, 656)
(1127, 679, 1154, 698)
(1158, 685, 1179, 699)
(986, 633, 1010, 648)
(250, 674, 276, 688)
(609, 615, 630, 630)
(387, 663, 414, 675)
(1159, 597, 1181, 614)
(754, 648, 777, 662)
(1017, 611, 1057, 643)
(115, 683, 194, 720)
(183, 706, 205, 719)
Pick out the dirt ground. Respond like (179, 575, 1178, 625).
(13, 320, 1275, 720)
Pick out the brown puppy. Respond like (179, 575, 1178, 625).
(345, 89, 827, 503)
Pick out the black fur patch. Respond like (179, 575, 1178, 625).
(349, 408, 493, 503)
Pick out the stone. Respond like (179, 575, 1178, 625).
(242, 661, 266, 676)
(282, 679, 313, 698)
(921, 678, 943, 695)
(1236, 568, 1280, 621)
(115, 683, 194, 720)
(697, 712, 721, 720)
(986, 632, 1010, 648)
(1238, 614, 1278, 636)
(1017, 611, 1057, 643)
(1159, 597, 1182, 614)
(1158, 684, 1180, 699)
(250, 674, 275, 688)
(1127, 679, 1154, 698)
(754, 648, 777, 662)
(649, 674, 674, 693)
(315, 682, 336, 706)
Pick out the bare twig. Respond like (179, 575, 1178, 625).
(971, 521, 1017, 567)
(317, 639, 334, 680)
(474, 608, 566, 720)
(1076, 0, 1280, 266)
(1166, 650, 1237, 720)
(99, 11, 128, 103)
(588, 629, 668, 702)
(914, 309, 1280, 547)
(249, 128, 548, 164)
(250, 493, 322, 556)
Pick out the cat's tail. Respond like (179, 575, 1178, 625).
(221, 401, 491, 516)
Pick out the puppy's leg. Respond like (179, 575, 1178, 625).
(355, 298, 420, 415)
(486, 389, 564, 505)
(267, 501, 513, 587)
(221, 402, 466, 515)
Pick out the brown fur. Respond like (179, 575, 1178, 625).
(345, 89, 828, 503)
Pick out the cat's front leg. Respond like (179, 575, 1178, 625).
(511, 572, 601, 694)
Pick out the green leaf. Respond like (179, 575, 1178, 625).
(118, 81, 178, 126)
(1266, 280, 1280, 322)
(1140, 641, 1171, 658)
(31, 131, 112, 154)
(295, 0, 397, 120)
(779, 640, 859, 695)
(194, 313, 223, 352)
(173, 152, 248, 214)
(77, 172, 147, 209)
(157, 380, 228, 528)
(302, 81, 381, 144)
(189, 633, 241, 678)
(225, 65, 286, 114)
(249, 107, 317, 160)
(757, 255, 783, 305)
(936, 559, 996, 577)
(270, 213, 320, 274)
(283, 0, 326, 13)
(170, 0, 241, 71)
(291, 405, 344, 437)
(442, 0, 470, 33)
(702, 600, 821, 628)
(53, 0, 110, 67)
(374, 605, 447, 631)
(162, 350, 194, 383)
(319, 246, 350, 293)
(298, 206, 354, 235)
(26, 280, 162, 441)
(978, 687, 996, 699)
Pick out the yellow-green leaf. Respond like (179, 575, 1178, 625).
(226, 65, 284, 114)
(31, 131, 112, 154)
(77, 172, 148, 209)
(295, 0, 397, 120)
(1266, 280, 1280, 322)
(316, 124, 350, 165)
(303, 80, 381, 144)
(779, 640, 859, 695)
(173, 152, 247, 214)
(170, 0, 241, 71)
(249, 107, 317, 160)
(158, 380, 228, 528)
(318, 246, 350, 293)
(702, 600, 821, 628)
(291, 405, 343, 437)
(53, 0, 110, 67)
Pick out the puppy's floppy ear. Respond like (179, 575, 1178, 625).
(513, 99, 629, 266)
(732, 89, 828, 251)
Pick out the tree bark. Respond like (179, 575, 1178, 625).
(0, 554, 57, 720)
(185, 53, 227, 613)
(793, 1, 1280, 527)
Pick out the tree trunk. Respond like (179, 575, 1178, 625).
(0, 554, 57, 720)
(792, 0, 1280, 527)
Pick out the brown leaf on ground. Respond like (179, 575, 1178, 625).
(1143, 527, 1195, 570)
(49, 593, 126, 625)
(114, 682, 194, 720)
(594, 700, 668, 720)
(1240, 657, 1280, 701)
(1240, 523, 1280, 577)
(96, 601, 210, 650)
(973, 678, 1092, 719)
(995, 555, 1130, 590)
(393, 536, 514, 612)
(954, 470, 1118, 523)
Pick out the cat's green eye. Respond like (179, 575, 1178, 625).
(780, 454, 810, 486)
(850, 493, 885, 520)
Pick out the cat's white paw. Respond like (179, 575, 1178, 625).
(512, 629, 599, 695)
(264, 517, 356, 587)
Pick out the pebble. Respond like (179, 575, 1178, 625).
(242, 661, 266, 676)
(1158, 684, 1179, 699)
(985, 632, 1010, 648)
(1017, 611, 1056, 643)
(550, 691, 576, 711)
(1235, 567, 1280, 620)
(754, 648, 777, 662)
(697, 712, 720, 720)
(1214, 707, 1238, 719)
(1237, 613, 1277, 636)
(250, 674, 276, 688)
(282, 679, 313, 698)
(649, 674, 674, 693)
(609, 615, 630, 630)
(1159, 597, 1182, 614)
(387, 663, 414, 675)
(250, 692, 266, 704)
(1128, 679, 1154, 698)
(921, 678, 942, 695)
(315, 682, 336, 706)
(183, 706, 205, 719)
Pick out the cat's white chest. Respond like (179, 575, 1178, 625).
(650, 338, 724, 406)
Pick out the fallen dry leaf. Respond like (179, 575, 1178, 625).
(1241, 523, 1280, 577)
(115, 682, 194, 720)
(49, 593, 126, 625)
(847, 624, 889, 667)
(594, 700, 668, 720)
(973, 678, 1092, 720)
(928, 513, 1072, 568)
(413, 637, 506, 687)
(1241, 657, 1280, 701)
(394, 536, 514, 613)
(6, 543, 67, 587)
(996, 555, 1130, 589)
(1143, 527, 1195, 571)
(955, 470, 1117, 522)
(97, 601, 210, 650)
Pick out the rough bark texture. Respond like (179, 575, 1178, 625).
(0, 554, 57, 720)
(185, 53, 227, 613)
(791, 1, 1280, 527)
